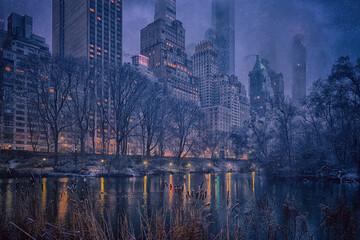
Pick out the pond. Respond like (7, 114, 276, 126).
(1, 172, 359, 238)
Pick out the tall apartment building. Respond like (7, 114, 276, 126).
(249, 55, 284, 117)
(192, 40, 218, 80)
(140, 0, 198, 104)
(292, 33, 306, 107)
(0, 13, 50, 151)
(205, 0, 235, 75)
(53, 0, 123, 153)
(202, 75, 249, 132)
(0, 19, 6, 47)
(154, 0, 176, 25)
(53, 0, 122, 67)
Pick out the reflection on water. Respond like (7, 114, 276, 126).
(226, 172, 231, 208)
(0, 173, 359, 236)
(252, 171, 255, 194)
(216, 175, 220, 210)
(188, 174, 191, 190)
(5, 179, 13, 222)
(100, 177, 105, 216)
(206, 173, 211, 201)
(143, 175, 147, 210)
(57, 178, 69, 224)
(42, 178, 47, 213)
(169, 174, 173, 208)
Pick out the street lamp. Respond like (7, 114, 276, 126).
(101, 159, 105, 173)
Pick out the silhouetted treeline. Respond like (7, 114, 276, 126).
(231, 56, 360, 175)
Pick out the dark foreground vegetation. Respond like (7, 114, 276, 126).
(0, 176, 358, 240)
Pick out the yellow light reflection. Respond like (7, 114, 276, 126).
(252, 171, 255, 194)
(169, 174, 173, 208)
(188, 174, 191, 190)
(206, 174, 211, 201)
(183, 183, 187, 207)
(100, 177, 105, 216)
(226, 172, 231, 208)
(143, 176, 148, 209)
(57, 178, 69, 224)
(42, 178, 47, 213)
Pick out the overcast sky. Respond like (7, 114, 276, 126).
(1, 0, 359, 95)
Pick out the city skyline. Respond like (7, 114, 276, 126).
(0, 2, 359, 238)
(1, 0, 360, 97)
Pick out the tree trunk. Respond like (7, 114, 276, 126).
(81, 137, 85, 167)
(54, 139, 59, 166)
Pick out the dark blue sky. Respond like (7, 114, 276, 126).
(0, 0, 359, 95)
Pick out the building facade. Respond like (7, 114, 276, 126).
(205, 0, 235, 75)
(0, 13, 51, 151)
(292, 33, 306, 107)
(249, 55, 284, 117)
(52, 0, 123, 154)
(53, 0, 122, 67)
(140, 2, 198, 104)
(154, 0, 176, 25)
(202, 105, 231, 133)
(192, 40, 218, 80)
(202, 75, 249, 131)
(0, 19, 6, 48)
(131, 54, 149, 68)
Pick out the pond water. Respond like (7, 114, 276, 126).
(1, 172, 359, 237)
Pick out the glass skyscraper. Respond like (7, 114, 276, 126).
(205, 0, 235, 76)
(53, 0, 122, 67)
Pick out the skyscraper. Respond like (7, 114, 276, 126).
(0, 13, 50, 151)
(249, 56, 278, 117)
(292, 33, 306, 107)
(53, 0, 122, 67)
(0, 19, 6, 48)
(154, 0, 176, 25)
(192, 40, 218, 80)
(201, 75, 249, 132)
(140, 1, 198, 103)
(205, 0, 235, 75)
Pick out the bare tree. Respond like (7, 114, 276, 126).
(138, 82, 169, 159)
(169, 99, 202, 165)
(105, 65, 146, 165)
(66, 59, 94, 167)
(27, 57, 75, 166)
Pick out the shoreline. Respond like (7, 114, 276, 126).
(1, 167, 359, 183)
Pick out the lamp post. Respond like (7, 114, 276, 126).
(101, 159, 105, 173)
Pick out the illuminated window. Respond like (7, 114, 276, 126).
(97, 17, 101, 21)
(90, 8, 94, 12)
(50, 88, 54, 93)
(5, 67, 11, 71)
